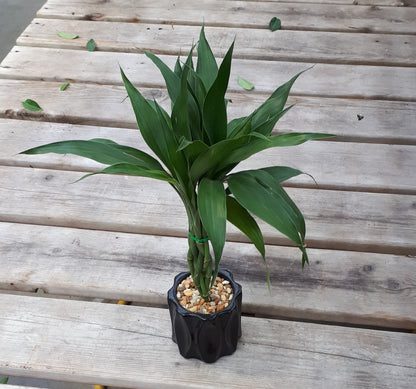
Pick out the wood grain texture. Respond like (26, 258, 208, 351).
(13, 21, 416, 66)
(1, 222, 415, 328)
(223, 0, 415, 5)
(0, 294, 415, 388)
(0, 166, 414, 256)
(3, 46, 416, 102)
(35, 0, 416, 34)
(1, 119, 415, 194)
(0, 79, 415, 145)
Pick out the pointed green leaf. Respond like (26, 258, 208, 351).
(198, 178, 227, 280)
(203, 40, 234, 144)
(60, 82, 70, 91)
(0, 377, 8, 384)
(269, 17, 281, 32)
(86, 38, 96, 51)
(58, 32, 78, 39)
(21, 99, 42, 111)
(77, 162, 177, 184)
(196, 25, 218, 91)
(121, 67, 175, 170)
(190, 136, 248, 182)
(178, 138, 209, 164)
(258, 166, 303, 183)
(226, 195, 270, 285)
(219, 132, 334, 172)
(228, 170, 305, 250)
(226, 196, 265, 258)
(174, 55, 182, 77)
(238, 76, 254, 91)
(248, 69, 311, 136)
(20, 139, 163, 170)
(144, 51, 181, 103)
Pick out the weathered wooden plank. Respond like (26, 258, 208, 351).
(3, 46, 415, 102)
(224, 0, 415, 5)
(0, 79, 415, 144)
(36, 0, 416, 34)
(1, 119, 415, 194)
(0, 166, 414, 255)
(13, 21, 416, 66)
(1, 222, 415, 328)
(0, 294, 415, 388)
(1, 386, 49, 389)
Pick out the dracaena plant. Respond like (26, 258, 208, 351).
(22, 27, 331, 302)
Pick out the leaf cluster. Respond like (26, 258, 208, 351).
(21, 26, 332, 286)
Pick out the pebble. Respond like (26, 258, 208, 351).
(176, 275, 234, 314)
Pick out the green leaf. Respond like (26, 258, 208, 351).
(77, 162, 177, 184)
(0, 377, 8, 384)
(21, 99, 42, 111)
(178, 138, 209, 165)
(190, 136, 248, 183)
(174, 55, 182, 77)
(228, 170, 306, 260)
(226, 196, 265, 258)
(171, 50, 193, 141)
(250, 69, 308, 135)
(58, 32, 78, 39)
(86, 38, 96, 51)
(198, 178, 227, 281)
(219, 132, 334, 172)
(60, 82, 70, 91)
(203, 40, 234, 144)
(269, 17, 281, 32)
(238, 76, 254, 91)
(21, 139, 163, 170)
(226, 195, 269, 285)
(196, 25, 218, 91)
(258, 166, 304, 184)
(144, 50, 181, 103)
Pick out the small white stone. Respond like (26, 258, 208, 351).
(229, 294, 233, 301)
(222, 280, 230, 285)
(176, 292, 181, 299)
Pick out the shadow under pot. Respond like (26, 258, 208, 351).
(167, 269, 242, 363)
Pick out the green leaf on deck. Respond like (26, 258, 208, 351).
(238, 76, 254, 91)
(60, 82, 70, 91)
(269, 17, 281, 32)
(0, 377, 8, 384)
(57, 32, 78, 39)
(86, 38, 96, 52)
(21, 99, 43, 111)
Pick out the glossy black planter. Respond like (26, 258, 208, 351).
(167, 269, 242, 363)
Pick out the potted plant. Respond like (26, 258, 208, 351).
(22, 26, 331, 363)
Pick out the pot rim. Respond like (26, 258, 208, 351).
(167, 269, 242, 320)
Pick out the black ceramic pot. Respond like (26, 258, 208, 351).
(167, 269, 242, 363)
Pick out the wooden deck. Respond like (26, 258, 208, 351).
(0, 0, 415, 388)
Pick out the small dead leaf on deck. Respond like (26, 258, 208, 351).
(22, 99, 43, 111)
(57, 32, 79, 39)
(86, 39, 96, 52)
(238, 76, 254, 91)
(269, 17, 282, 31)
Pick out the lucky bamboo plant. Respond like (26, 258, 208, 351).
(22, 27, 331, 302)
